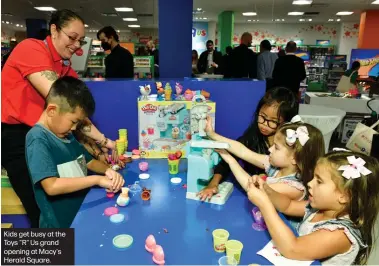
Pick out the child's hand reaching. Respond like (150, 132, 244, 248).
(204, 116, 215, 136)
(247, 175, 270, 208)
(215, 149, 235, 164)
(105, 168, 125, 192)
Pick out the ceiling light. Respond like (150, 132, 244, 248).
(336, 11, 353, 15)
(6, 21, 9, 24)
(372, 0, 379, 4)
(328, 19, 334, 21)
(197, 8, 202, 11)
(84, 24, 89, 27)
(242, 12, 257, 16)
(282, 19, 285, 21)
(203, 17, 207, 20)
(299, 19, 305, 21)
(1, 21, 4, 23)
(123, 18, 138, 21)
(257, 20, 259, 21)
(117, 30, 120, 33)
(115, 7, 133, 12)
(308, 18, 313, 21)
(292, 0, 312, 5)
(337, 18, 341, 21)
(20, 25, 23, 27)
(247, 19, 252, 22)
(128, 25, 140, 28)
(288, 12, 304, 15)
(275, 19, 281, 21)
(34, 7, 56, 11)
(16, 24, 19, 27)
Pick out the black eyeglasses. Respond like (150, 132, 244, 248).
(258, 114, 280, 129)
(60, 29, 87, 46)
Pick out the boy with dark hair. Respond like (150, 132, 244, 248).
(26, 76, 124, 228)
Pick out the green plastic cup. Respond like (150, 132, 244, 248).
(218, 256, 237, 266)
(212, 229, 229, 253)
(226, 240, 243, 264)
(168, 159, 180, 174)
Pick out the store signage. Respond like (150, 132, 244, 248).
(316, 40, 331, 45)
(192, 22, 208, 54)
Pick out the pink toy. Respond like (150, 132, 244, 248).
(152, 245, 165, 265)
(104, 207, 119, 216)
(145, 235, 157, 252)
(106, 192, 115, 198)
(132, 149, 141, 155)
(139, 162, 149, 172)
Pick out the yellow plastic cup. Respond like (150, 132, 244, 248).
(212, 229, 229, 253)
(168, 159, 180, 174)
(225, 240, 243, 264)
(119, 136, 127, 141)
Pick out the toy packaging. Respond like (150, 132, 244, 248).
(138, 100, 216, 158)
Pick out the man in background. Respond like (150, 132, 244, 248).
(272, 41, 306, 96)
(257, 40, 278, 90)
(146, 41, 159, 77)
(231, 32, 257, 78)
(223, 46, 233, 78)
(197, 40, 223, 75)
(97, 26, 134, 78)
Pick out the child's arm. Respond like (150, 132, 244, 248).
(87, 159, 110, 174)
(206, 118, 267, 169)
(247, 182, 351, 261)
(268, 183, 304, 201)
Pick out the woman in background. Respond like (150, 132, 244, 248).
(192, 49, 199, 76)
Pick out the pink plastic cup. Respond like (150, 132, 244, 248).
(139, 162, 149, 172)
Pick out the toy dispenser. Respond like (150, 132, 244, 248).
(185, 95, 233, 205)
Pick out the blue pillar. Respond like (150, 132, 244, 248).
(159, 0, 193, 78)
(26, 19, 47, 39)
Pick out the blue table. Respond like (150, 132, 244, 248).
(72, 159, 317, 265)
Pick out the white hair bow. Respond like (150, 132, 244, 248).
(333, 148, 351, 152)
(286, 126, 309, 146)
(338, 156, 372, 179)
(290, 115, 304, 123)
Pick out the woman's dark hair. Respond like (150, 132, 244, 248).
(49, 9, 84, 31)
(242, 87, 299, 154)
(97, 26, 119, 42)
(352, 61, 361, 70)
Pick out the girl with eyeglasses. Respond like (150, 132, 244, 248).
(2, 9, 119, 228)
(198, 87, 300, 201)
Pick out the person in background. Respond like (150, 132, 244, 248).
(231, 32, 257, 78)
(278, 49, 286, 57)
(198, 87, 299, 201)
(26, 77, 125, 228)
(2, 9, 119, 228)
(146, 41, 159, 77)
(336, 61, 360, 93)
(1, 40, 18, 68)
(257, 40, 278, 90)
(97, 26, 134, 79)
(197, 40, 223, 75)
(272, 41, 306, 97)
(137, 46, 148, 56)
(192, 49, 199, 76)
(223, 46, 233, 78)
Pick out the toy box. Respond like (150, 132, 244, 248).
(138, 100, 216, 158)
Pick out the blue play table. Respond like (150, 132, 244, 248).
(71, 159, 319, 265)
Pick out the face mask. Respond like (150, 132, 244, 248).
(101, 41, 111, 51)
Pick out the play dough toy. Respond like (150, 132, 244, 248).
(110, 213, 125, 224)
(139, 173, 150, 180)
(170, 177, 182, 184)
(145, 235, 157, 252)
(141, 188, 151, 201)
(106, 192, 115, 198)
(113, 234, 133, 249)
(104, 207, 119, 216)
(139, 161, 149, 171)
(116, 188, 130, 207)
(152, 245, 165, 265)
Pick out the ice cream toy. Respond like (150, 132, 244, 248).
(139, 161, 149, 172)
(141, 188, 151, 201)
(129, 181, 142, 193)
(156, 82, 165, 101)
(167, 151, 182, 175)
(152, 245, 165, 265)
(175, 82, 184, 100)
(164, 83, 172, 101)
(145, 235, 157, 253)
(141, 130, 147, 137)
(140, 84, 151, 101)
(252, 207, 267, 231)
(116, 187, 130, 207)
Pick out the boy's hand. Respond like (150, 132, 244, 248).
(215, 149, 234, 164)
(197, 184, 219, 201)
(205, 116, 215, 135)
(247, 175, 270, 207)
(105, 169, 125, 192)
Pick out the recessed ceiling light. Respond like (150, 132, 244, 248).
(34, 7, 56, 11)
(1, 21, 4, 23)
(84, 24, 89, 27)
(371, 0, 379, 4)
(247, 19, 252, 22)
(292, 0, 312, 5)
(115, 7, 133, 12)
(197, 8, 202, 11)
(336, 11, 353, 15)
(203, 17, 207, 20)
(275, 19, 281, 21)
(128, 25, 140, 28)
(299, 19, 305, 21)
(337, 18, 341, 21)
(20, 25, 23, 27)
(16, 24, 19, 27)
(328, 19, 334, 21)
(242, 12, 257, 16)
(308, 18, 312, 21)
(282, 19, 285, 21)
(123, 18, 138, 21)
(288, 12, 304, 15)
(257, 20, 259, 21)
(5, 21, 9, 24)
(117, 30, 120, 33)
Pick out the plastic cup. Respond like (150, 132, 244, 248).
(218, 256, 237, 266)
(168, 159, 180, 174)
(212, 229, 229, 253)
(225, 240, 243, 264)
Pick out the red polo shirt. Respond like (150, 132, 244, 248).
(1, 36, 78, 126)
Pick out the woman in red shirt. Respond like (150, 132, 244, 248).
(1, 9, 118, 227)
